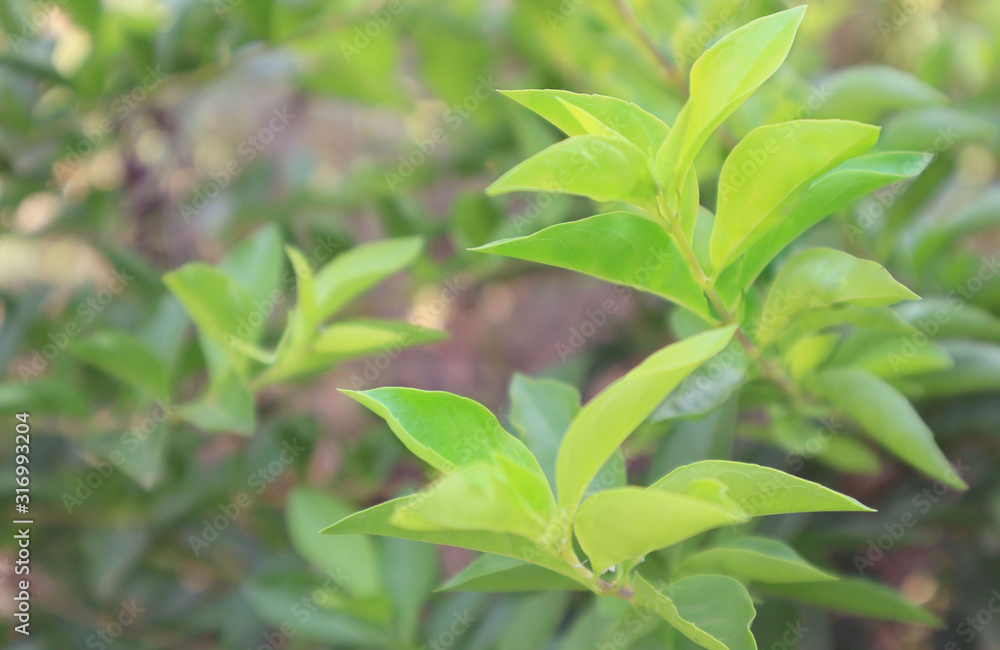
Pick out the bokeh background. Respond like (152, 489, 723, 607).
(1, 0, 999, 648)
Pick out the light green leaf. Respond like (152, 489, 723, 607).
(69, 331, 170, 399)
(178, 336, 255, 435)
(556, 326, 737, 511)
(313, 237, 422, 321)
(635, 574, 757, 650)
(825, 330, 953, 379)
(895, 299, 1000, 342)
(783, 332, 840, 380)
(500, 89, 670, 154)
(286, 245, 318, 329)
(651, 460, 873, 515)
(509, 374, 581, 490)
(755, 578, 941, 626)
(657, 6, 807, 187)
(755, 248, 918, 344)
(812, 65, 948, 123)
(487, 136, 657, 213)
(322, 496, 590, 588)
(881, 107, 998, 151)
(808, 368, 967, 489)
(575, 487, 748, 573)
(313, 319, 446, 358)
(286, 488, 381, 597)
(676, 536, 836, 584)
(780, 305, 917, 344)
(163, 263, 260, 365)
(710, 120, 881, 269)
(342, 387, 543, 477)
(438, 555, 585, 592)
(902, 340, 1000, 398)
(737, 151, 933, 288)
(473, 212, 711, 317)
(652, 342, 750, 422)
(744, 414, 882, 476)
(390, 461, 554, 541)
(217, 223, 285, 306)
(911, 187, 1000, 267)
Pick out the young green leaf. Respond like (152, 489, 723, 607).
(390, 461, 554, 541)
(486, 135, 657, 214)
(178, 337, 255, 435)
(737, 151, 934, 288)
(574, 487, 748, 574)
(755, 248, 918, 344)
(500, 89, 670, 153)
(635, 574, 757, 650)
(342, 387, 543, 477)
(807, 368, 968, 489)
(508, 374, 581, 490)
(285, 244, 318, 329)
(438, 554, 586, 592)
(217, 223, 285, 306)
(286, 488, 382, 597)
(313, 320, 447, 358)
(472, 212, 711, 318)
(755, 578, 941, 626)
(651, 460, 873, 515)
(895, 299, 1000, 342)
(710, 119, 881, 269)
(901, 340, 1000, 398)
(313, 237, 422, 321)
(556, 325, 737, 511)
(675, 536, 836, 584)
(163, 263, 260, 363)
(656, 6, 807, 186)
(69, 331, 170, 399)
(322, 496, 590, 588)
(825, 329, 953, 379)
(779, 305, 918, 344)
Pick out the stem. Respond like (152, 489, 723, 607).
(655, 196, 802, 400)
(612, 0, 686, 91)
(558, 542, 634, 601)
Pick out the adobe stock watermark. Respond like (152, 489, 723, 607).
(384, 75, 499, 191)
(86, 599, 145, 649)
(62, 399, 176, 513)
(852, 459, 969, 575)
(180, 106, 296, 222)
(17, 268, 136, 382)
(340, 0, 405, 62)
(6, 0, 70, 52)
(187, 437, 307, 556)
(247, 568, 351, 650)
(53, 66, 167, 183)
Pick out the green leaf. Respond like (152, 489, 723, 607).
(390, 461, 554, 541)
(825, 330, 953, 379)
(755, 578, 941, 626)
(501, 89, 670, 153)
(508, 374, 581, 491)
(497, 592, 571, 650)
(780, 305, 917, 344)
(635, 575, 757, 650)
(902, 340, 1000, 398)
(651, 460, 873, 515)
(556, 325, 737, 511)
(911, 187, 1000, 267)
(808, 368, 968, 489)
(217, 223, 285, 306)
(286, 488, 382, 597)
(710, 120, 881, 269)
(313, 237, 422, 321)
(473, 212, 710, 317)
(286, 244, 318, 329)
(755, 248, 918, 344)
(737, 152, 933, 288)
(178, 337, 255, 435)
(676, 536, 836, 584)
(487, 135, 657, 214)
(744, 414, 882, 475)
(881, 107, 998, 151)
(342, 387, 543, 477)
(895, 299, 1000, 342)
(812, 65, 948, 123)
(313, 319, 447, 358)
(652, 342, 749, 422)
(163, 263, 260, 367)
(575, 487, 748, 573)
(657, 6, 807, 186)
(69, 331, 170, 399)
(439, 555, 585, 592)
(322, 496, 590, 588)
(782, 332, 840, 380)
